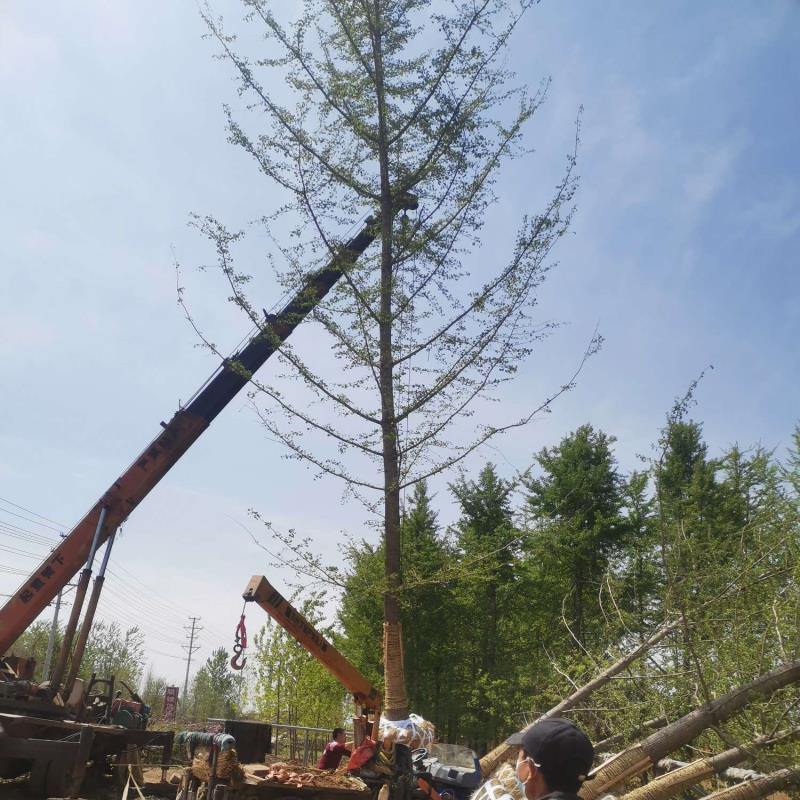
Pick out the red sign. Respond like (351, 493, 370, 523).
(163, 686, 179, 721)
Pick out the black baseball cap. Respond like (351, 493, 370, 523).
(505, 719, 594, 791)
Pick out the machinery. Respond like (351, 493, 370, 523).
(242, 576, 382, 739)
(242, 575, 482, 800)
(0, 196, 418, 682)
(0, 196, 417, 793)
(413, 744, 482, 800)
(82, 678, 151, 729)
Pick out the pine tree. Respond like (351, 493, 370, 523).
(450, 464, 522, 749)
(525, 425, 624, 646)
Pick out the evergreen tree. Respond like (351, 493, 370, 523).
(396, 482, 452, 728)
(338, 481, 454, 727)
(619, 470, 661, 632)
(450, 464, 522, 750)
(525, 425, 624, 646)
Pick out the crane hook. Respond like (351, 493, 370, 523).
(230, 609, 248, 671)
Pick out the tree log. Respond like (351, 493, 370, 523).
(698, 767, 800, 800)
(579, 660, 800, 800)
(595, 718, 670, 754)
(480, 621, 680, 775)
(615, 732, 790, 800)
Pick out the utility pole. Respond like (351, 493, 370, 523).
(42, 533, 69, 682)
(182, 616, 202, 718)
(42, 580, 76, 683)
(41, 587, 63, 682)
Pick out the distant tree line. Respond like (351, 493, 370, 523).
(13, 408, 800, 765)
(331, 410, 800, 756)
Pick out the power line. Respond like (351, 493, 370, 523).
(0, 519, 58, 543)
(0, 528, 57, 547)
(97, 588, 189, 642)
(106, 565, 230, 642)
(147, 647, 186, 661)
(0, 495, 231, 647)
(0, 506, 63, 533)
(0, 565, 31, 576)
(0, 543, 46, 560)
(0, 495, 68, 528)
(101, 573, 224, 641)
(0, 537, 229, 646)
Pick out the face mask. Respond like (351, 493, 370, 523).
(516, 758, 529, 797)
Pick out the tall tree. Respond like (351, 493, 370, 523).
(140, 667, 168, 719)
(397, 482, 452, 725)
(525, 424, 624, 645)
(450, 464, 522, 749)
(619, 470, 661, 632)
(338, 481, 453, 724)
(80, 621, 146, 688)
(196, 0, 588, 716)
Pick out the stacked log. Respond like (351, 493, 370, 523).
(615, 733, 790, 800)
(580, 660, 800, 799)
(475, 617, 800, 800)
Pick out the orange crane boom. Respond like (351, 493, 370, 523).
(243, 575, 382, 714)
(0, 194, 417, 656)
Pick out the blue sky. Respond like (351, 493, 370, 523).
(1, 1, 798, 687)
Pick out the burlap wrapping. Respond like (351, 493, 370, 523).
(617, 759, 713, 800)
(190, 745, 244, 785)
(579, 746, 651, 800)
(383, 621, 408, 716)
(379, 713, 435, 749)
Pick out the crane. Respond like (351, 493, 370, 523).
(242, 574, 382, 736)
(242, 576, 481, 800)
(0, 195, 417, 667)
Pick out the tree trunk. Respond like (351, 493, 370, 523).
(616, 733, 785, 800)
(371, 0, 408, 721)
(480, 620, 679, 775)
(698, 768, 800, 800)
(580, 660, 800, 800)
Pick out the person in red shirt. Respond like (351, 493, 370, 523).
(317, 727, 353, 770)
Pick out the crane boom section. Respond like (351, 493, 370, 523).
(0, 221, 378, 654)
(244, 575, 382, 712)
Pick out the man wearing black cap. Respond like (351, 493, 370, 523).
(505, 719, 594, 800)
